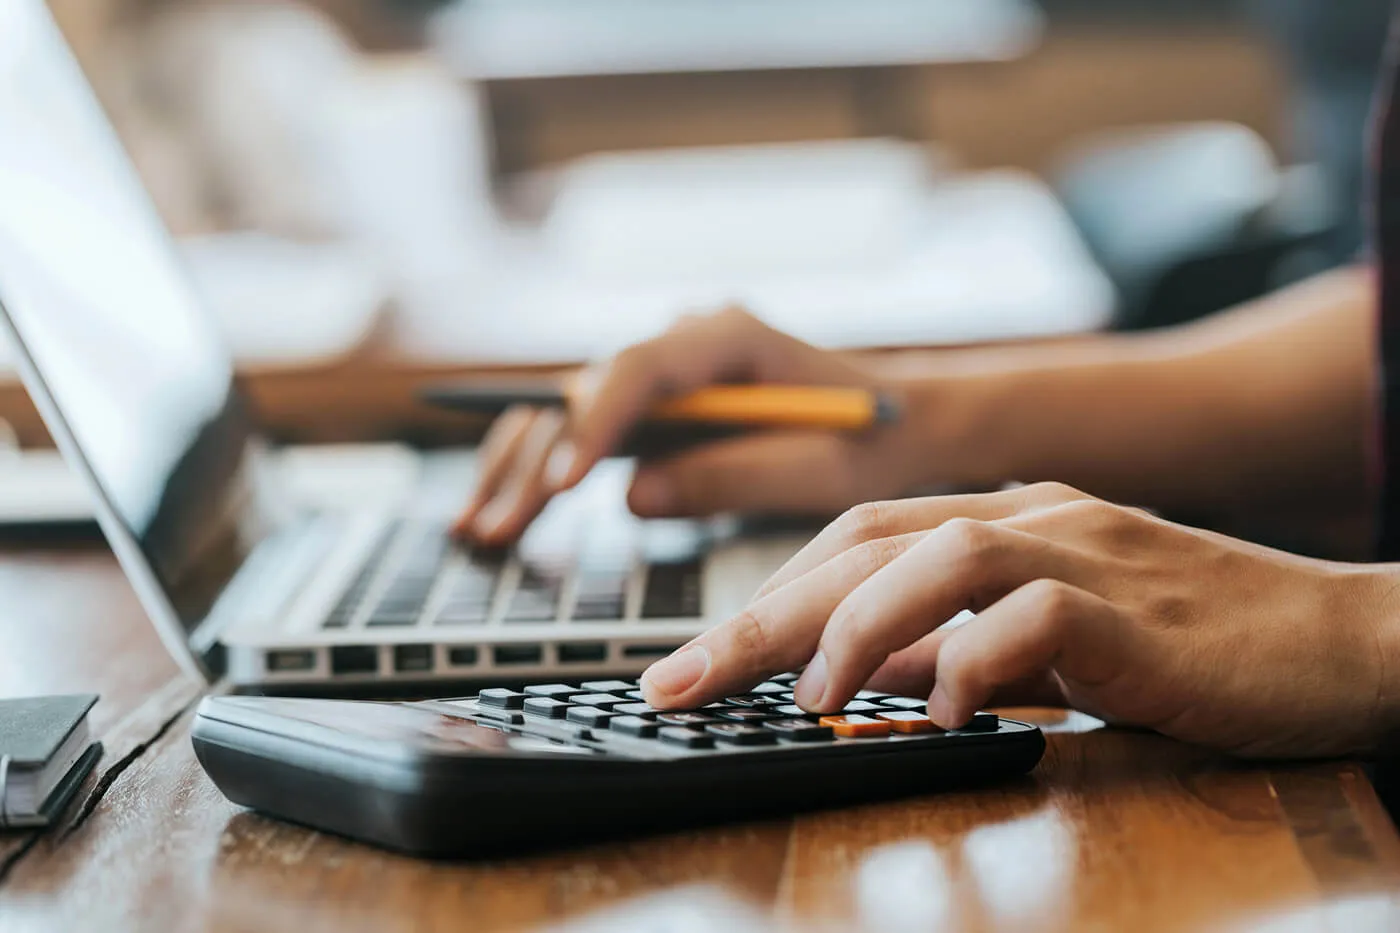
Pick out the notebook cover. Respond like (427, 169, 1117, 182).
(0, 695, 98, 768)
(3, 741, 102, 830)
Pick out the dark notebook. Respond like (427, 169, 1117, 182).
(1, 694, 101, 829)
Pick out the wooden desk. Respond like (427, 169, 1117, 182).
(3, 538, 1400, 932)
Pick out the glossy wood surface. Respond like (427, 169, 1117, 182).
(3, 538, 1400, 932)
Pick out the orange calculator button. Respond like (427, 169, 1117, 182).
(818, 714, 891, 738)
(876, 710, 938, 734)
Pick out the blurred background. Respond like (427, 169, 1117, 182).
(17, 0, 1393, 448)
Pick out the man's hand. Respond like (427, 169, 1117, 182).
(640, 482, 1400, 758)
(455, 307, 921, 543)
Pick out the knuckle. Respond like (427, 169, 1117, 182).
(1021, 578, 1078, 626)
(834, 500, 892, 547)
(1025, 481, 1082, 504)
(934, 517, 997, 561)
(846, 535, 906, 581)
(723, 608, 776, 661)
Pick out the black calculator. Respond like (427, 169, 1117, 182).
(193, 675, 1045, 858)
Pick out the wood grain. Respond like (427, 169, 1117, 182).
(2, 544, 1400, 932)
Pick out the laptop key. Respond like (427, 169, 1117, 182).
(659, 726, 714, 749)
(478, 688, 525, 710)
(640, 560, 703, 619)
(706, 723, 778, 746)
(763, 719, 835, 742)
(611, 715, 660, 738)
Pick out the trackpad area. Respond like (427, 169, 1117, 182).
(702, 534, 811, 622)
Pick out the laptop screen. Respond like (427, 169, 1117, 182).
(0, 2, 269, 672)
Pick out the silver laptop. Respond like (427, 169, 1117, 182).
(0, 0, 807, 688)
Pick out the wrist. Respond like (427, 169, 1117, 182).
(1362, 567, 1400, 757)
(890, 369, 1020, 492)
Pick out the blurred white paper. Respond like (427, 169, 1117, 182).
(179, 233, 388, 367)
(400, 169, 1115, 362)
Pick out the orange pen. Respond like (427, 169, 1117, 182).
(421, 381, 902, 432)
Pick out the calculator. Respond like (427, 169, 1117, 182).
(192, 675, 1045, 857)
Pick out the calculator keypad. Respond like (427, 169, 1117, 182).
(444, 678, 1005, 758)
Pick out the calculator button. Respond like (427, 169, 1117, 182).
(771, 672, 800, 684)
(522, 697, 571, 719)
(624, 690, 647, 701)
(724, 696, 785, 708)
(478, 688, 526, 709)
(657, 712, 718, 728)
(775, 705, 818, 719)
(715, 708, 780, 723)
(524, 684, 583, 699)
(764, 719, 835, 742)
(611, 715, 660, 738)
(582, 680, 635, 692)
(571, 693, 628, 709)
(612, 702, 658, 718)
(749, 682, 788, 695)
(841, 700, 883, 714)
(820, 714, 891, 738)
(955, 713, 1000, 732)
(474, 707, 526, 726)
(877, 710, 938, 734)
(880, 697, 928, 711)
(566, 707, 618, 729)
(706, 723, 778, 746)
(855, 690, 891, 700)
(660, 726, 714, 749)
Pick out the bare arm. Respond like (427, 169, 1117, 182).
(899, 266, 1375, 549)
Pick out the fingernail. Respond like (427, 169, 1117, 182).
(928, 686, 958, 727)
(630, 470, 676, 515)
(643, 645, 710, 697)
(473, 499, 512, 539)
(794, 650, 829, 710)
(545, 442, 578, 490)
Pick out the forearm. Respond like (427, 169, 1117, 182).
(896, 266, 1375, 540)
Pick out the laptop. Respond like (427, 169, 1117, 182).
(0, 0, 808, 689)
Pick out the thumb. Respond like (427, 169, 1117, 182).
(627, 431, 864, 518)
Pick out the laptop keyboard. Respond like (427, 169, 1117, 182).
(320, 514, 707, 632)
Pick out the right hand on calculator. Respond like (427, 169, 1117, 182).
(453, 307, 919, 544)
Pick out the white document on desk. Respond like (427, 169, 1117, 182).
(397, 170, 1117, 363)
